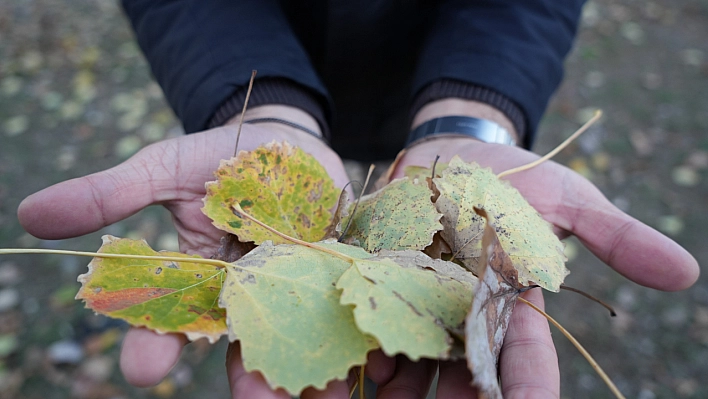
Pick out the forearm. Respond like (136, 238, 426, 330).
(121, 0, 329, 133)
(412, 0, 586, 147)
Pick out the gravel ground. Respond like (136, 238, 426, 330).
(1, 1, 706, 398)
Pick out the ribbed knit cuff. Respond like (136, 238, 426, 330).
(410, 79, 527, 145)
(207, 77, 330, 139)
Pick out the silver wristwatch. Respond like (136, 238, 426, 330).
(407, 116, 517, 146)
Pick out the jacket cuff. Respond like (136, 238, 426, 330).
(207, 77, 331, 139)
(410, 79, 527, 147)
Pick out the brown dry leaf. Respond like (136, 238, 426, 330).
(465, 208, 520, 398)
(423, 231, 452, 260)
(211, 234, 256, 263)
(323, 189, 349, 239)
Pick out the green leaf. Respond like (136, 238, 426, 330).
(337, 250, 476, 360)
(220, 241, 377, 395)
(76, 236, 227, 343)
(202, 141, 340, 244)
(402, 162, 448, 181)
(341, 177, 442, 253)
(433, 157, 568, 292)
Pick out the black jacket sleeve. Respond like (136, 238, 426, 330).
(121, 0, 329, 133)
(411, 0, 586, 147)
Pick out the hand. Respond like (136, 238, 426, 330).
(16, 112, 362, 398)
(387, 135, 700, 398)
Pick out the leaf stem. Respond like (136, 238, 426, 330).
(497, 110, 602, 179)
(233, 70, 257, 157)
(0, 248, 231, 269)
(232, 204, 355, 263)
(340, 164, 375, 242)
(517, 296, 626, 399)
(359, 365, 366, 399)
(560, 284, 616, 317)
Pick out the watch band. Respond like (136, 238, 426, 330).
(244, 117, 323, 139)
(407, 116, 517, 146)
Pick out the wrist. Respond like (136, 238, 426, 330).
(224, 104, 323, 140)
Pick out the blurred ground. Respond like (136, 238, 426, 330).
(0, 1, 706, 398)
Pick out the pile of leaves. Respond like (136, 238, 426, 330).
(75, 141, 568, 397)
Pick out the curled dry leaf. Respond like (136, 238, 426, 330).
(76, 236, 227, 343)
(465, 208, 521, 398)
(202, 141, 340, 245)
(323, 189, 349, 240)
(211, 234, 256, 263)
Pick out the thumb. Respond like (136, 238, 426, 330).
(18, 135, 203, 240)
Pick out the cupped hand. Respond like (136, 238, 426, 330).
(16, 123, 357, 398)
(385, 136, 700, 398)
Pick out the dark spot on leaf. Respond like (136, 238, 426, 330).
(240, 274, 257, 285)
(167, 262, 179, 269)
(207, 308, 224, 320)
(298, 213, 311, 228)
(188, 305, 206, 315)
(155, 267, 162, 275)
(392, 290, 423, 317)
(145, 316, 151, 321)
(258, 153, 268, 165)
(93, 287, 102, 294)
(369, 297, 377, 309)
(195, 273, 203, 279)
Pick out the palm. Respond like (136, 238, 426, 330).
(390, 136, 698, 398)
(395, 137, 698, 291)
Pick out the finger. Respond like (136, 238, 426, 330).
(436, 359, 477, 398)
(364, 349, 396, 385)
(17, 134, 214, 240)
(500, 289, 559, 399)
(300, 378, 352, 399)
(226, 342, 290, 399)
(17, 126, 350, 240)
(555, 170, 699, 291)
(375, 355, 437, 399)
(119, 327, 187, 387)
